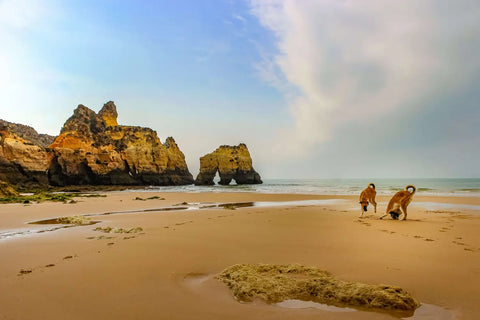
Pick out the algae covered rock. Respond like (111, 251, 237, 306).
(48, 101, 194, 186)
(0, 180, 19, 197)
(194, 144, 262, 185)
(217, 264, 419, 312)
(57, 215, 92, 225)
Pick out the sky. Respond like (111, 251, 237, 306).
(1, 0, 479, 179)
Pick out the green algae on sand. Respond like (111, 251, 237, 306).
(94, 226, 143, 234)
(217, 264, 419, 312)
(0, 192, 105, 204)
(57, 215, 92, 225)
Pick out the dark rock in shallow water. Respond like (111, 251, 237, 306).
(195, 144, 262, 186)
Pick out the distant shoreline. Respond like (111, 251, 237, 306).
(11, 177, 480, 198)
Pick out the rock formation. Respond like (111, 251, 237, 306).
(48, 101, 194, 186)
(195, 144, 262, 185)
(0, 180, 19, 197)
(0, 120, 55, 186)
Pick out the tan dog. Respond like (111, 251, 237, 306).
(380, 185, 416, 220)
(359, 183, 377, 217)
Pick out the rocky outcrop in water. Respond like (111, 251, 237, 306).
(0, 120, 55, 186)
(195, 144, 262, 185)
(48, 101, 194, 186)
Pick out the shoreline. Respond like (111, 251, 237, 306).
(0, 191, 479, 319)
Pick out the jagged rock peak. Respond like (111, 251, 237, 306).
(48, 101, 194, 186)
(195, 143, 262, 186)
(164, 137, 178, 148)
(98, 101, 118, 127)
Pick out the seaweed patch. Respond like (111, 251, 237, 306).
(217, 264, 419, 312)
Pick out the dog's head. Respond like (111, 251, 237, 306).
(359, 200, 369, 211)
(389, 211, 400, 220)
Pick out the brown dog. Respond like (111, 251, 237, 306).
(359, 183, 377, 217)
(380, 185, 416, 220)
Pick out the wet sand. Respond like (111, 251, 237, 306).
(0, 192, 479, 319)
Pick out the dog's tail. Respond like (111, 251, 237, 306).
(405, 185, 416, 194)
(368, 182, 375, 189)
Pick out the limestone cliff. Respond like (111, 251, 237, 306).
(48, 101, 194, 186)
(195, 144, 262, 185)
(0, 120, 54, 186)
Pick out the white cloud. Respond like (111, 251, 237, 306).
(249, 0, 480, 156)
(0, 0, 48, 29)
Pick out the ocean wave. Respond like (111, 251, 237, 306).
(137, 179, 480, 197)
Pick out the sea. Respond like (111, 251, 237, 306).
(140, 178, 480, 197)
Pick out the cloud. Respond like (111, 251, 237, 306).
(0, 0, 49, 29)
(249, 0, 480, 156)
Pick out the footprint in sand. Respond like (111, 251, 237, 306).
(18, 263, 56, 276)
(414, 235, 423, 239)
(356, 219, 371, 226)
(63, 255, 74, 260)
(424, 238, 434, 242)
(380, 229, 395, 234)
(107, 242, 115, 246)
(175, 221, 194, 226)
(18, 269, 32, 276)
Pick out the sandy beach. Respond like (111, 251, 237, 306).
(1, 191, 479, 320)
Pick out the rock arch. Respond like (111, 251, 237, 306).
(194, 144, 262, 185)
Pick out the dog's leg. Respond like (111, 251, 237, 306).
(401, 205, 408, 220)
(371, 198, 377, 213)
(359, 207, 364, 218)
(381, 202, 393, 219)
